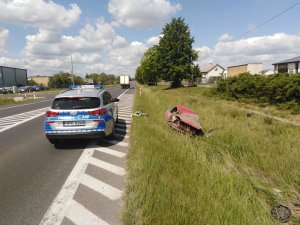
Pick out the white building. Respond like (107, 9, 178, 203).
(273, 56, 300, 74)
(200, 63, 225, 84)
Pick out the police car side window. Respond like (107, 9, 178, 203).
(103, 92, 111, 105)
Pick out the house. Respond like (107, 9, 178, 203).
(227, 63, 263, 77)
(273, 56, 300, 74)
(262, 69, 274, 76)
(28, 75, 51, 86)
(200, 63, 225, 84)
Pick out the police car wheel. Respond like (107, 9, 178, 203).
(107, 121, 115, 140)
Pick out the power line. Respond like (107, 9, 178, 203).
(234, 1, 300, 40)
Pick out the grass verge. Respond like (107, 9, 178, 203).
(0, 97, 19, 107)
(123, 85, 300, 225)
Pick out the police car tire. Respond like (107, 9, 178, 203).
(107, 121, 115, 139)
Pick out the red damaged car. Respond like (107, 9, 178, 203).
(165, 105, 204, 136)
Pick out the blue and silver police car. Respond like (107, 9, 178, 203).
(44, 85, 119, 144)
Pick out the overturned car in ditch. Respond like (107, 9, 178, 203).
(165, 105, 204, 137)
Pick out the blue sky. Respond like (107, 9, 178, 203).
(0, 0, 299, 76)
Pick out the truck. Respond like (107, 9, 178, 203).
(120, 75, 130, 89)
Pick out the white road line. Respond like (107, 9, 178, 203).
(80, 174, 123, 200)
(119, 107, 133, 111)
(89, 157, 125, 175)
(118, 112, 132, 116)
(0, 99, 51, 111)
(103, 140, 129, 147)
(118, 115, 132, 119)
(0, 109, 48, 133)
(65, 200, 109, 225)
(92, 147, 126, 158)
(39, 147, 94, 225)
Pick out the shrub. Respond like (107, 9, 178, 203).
(214, 73, 300, 113)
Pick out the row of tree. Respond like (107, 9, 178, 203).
(135, 17, 201, 88)
(214, 73, 300, 113)
(48, 72, 120, 88)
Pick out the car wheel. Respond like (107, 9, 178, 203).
(107, 120, 115, 140)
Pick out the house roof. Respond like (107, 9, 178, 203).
(201, 63, 225, 73)
(273, 56, 300, 65)
(227, 63, 262, 68)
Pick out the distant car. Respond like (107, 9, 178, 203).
(44, 85, 119, 144)
(4, 87, 13, 94)
(0, 87, 7, 94)
(18, 86, 33, 92)
(32, 85, 45, 91)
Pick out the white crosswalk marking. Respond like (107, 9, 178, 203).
(92, 147, 126, 158)
(65, 200, 109, 225)
(89, 157, 126, 176)
(80, 174, 123, 200)
(103, 139, 129, 147)
(0, 107, 48, 133)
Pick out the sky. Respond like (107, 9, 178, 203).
(0, 0, 300, 77)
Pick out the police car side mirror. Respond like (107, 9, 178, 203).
(113, 98, 120, 102)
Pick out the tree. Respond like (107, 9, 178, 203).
(86, 73, 118, 85)
(157, 17, 198, 88)
(135, 45, 159, 85)
(187, 63, 201, 86)
(49, 72, 72, 88)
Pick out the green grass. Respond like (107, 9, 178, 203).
(0, 98, 16, 106)
(123, 85, 300, 225)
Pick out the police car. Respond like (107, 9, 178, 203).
(44, 85, 119, 144)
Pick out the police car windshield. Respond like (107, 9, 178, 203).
(52, 97, 101, 110)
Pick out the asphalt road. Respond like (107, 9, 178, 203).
(0, 86, 128, 225)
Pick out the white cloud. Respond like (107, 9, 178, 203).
(0, 0, 81, 29)
(108, 41, 147, 74)
(146, 35, 162, 45)
(23, 19, 127, 57)
(108, 0, 181, 28)
(0, 29, 9, 54)
(218, 34, 233, 42)
(197, 33, 300, 70)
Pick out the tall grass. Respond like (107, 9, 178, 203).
(123, 86, 300, 225)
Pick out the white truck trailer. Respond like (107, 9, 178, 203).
(120, 75, 130, 89)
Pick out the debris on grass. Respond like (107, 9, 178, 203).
(271, 205, 292, 223)
(131, 111, 148, 117)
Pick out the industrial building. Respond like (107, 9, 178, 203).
(227, 63, 262, 77)
(273, 56, 300, 74)
(0, 66, 27, 87)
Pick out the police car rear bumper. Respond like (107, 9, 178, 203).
(46, 131, 106, 139)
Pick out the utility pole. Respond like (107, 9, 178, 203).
(71, 55, 74, 85)
(98, 65, 100, 85)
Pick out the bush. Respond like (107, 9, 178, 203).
(214, 73, 300, 113)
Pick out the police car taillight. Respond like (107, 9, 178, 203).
(45, 110, 59, 117)
(88, 109, 107, 116)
